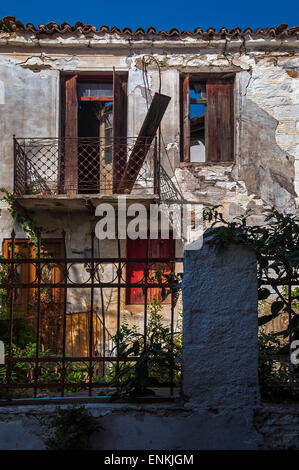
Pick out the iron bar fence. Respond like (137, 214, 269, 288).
(258, 255, 299, 400)
(14, 137, 157, 196)
(0, 231, 183, 401)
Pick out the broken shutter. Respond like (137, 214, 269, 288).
(65, 75, 78, 194)
(206, 79, 234, 162)
(126, 238, 148, 305)
(182, 74, 190, 162)
(112, 69, 127, 192)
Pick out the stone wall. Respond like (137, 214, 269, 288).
(182, 240, 260, 409)
(255, 404, 299, 450)
(0, 402, 298, 450)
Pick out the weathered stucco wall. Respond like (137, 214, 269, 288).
(0, 62, 59, 191)
(0, 33, 298, 219)
(176, 59, 298, 216)
(182, 240, 260, 409)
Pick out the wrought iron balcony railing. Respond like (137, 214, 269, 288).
(14, 137, 157, 196)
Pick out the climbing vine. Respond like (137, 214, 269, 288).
(0, 188, 43, 245)
(203, 206, 299, 302)
(203, 206, 299, 400)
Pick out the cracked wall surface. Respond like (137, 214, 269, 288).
(0, 33, 298, 224)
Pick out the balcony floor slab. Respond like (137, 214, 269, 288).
(13, 194, 159, 213)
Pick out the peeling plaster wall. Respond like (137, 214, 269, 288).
(0, 61, 59, 192)
(0, 37, 297, 245)
(0, 35, 297, 330)
(0, 35, 298, 216)
(173, 54, 299, 215)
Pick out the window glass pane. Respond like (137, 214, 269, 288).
(189, 83, 206, 162)
(78, 82, 113, 98)
(191, 83, 206, 99)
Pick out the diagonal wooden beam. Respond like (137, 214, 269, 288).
(117, 92, 171, 194)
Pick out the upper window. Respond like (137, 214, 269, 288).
(181, 75, 234, 163)
(62, 72, 127, 194)
(77, 82, 113, 100)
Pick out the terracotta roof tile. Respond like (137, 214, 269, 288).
(1, 16, 298, 40)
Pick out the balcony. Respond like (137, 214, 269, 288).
(13, 136, 158, 211)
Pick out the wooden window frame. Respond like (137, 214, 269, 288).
(2, 239, 65, 314)
(181, 74, 234, 164)
(77, 76, 114, 102)
(63, 71, 128, 194)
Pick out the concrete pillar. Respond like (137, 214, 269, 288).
(182, 239, 260, 409)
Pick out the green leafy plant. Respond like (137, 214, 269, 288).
(258, 328, 293, 402)
(0, 188, 43, 245)
(142, 266, 183, 304)
(0, 342, 57, 398)
(26, 178, 48, 195)
(203, 206, 299, 269)
(0, 342, 94, 399)
(45, 406, 101, 450)
(108, 298, 182, 401)
(0, 19, 11, 32)
(203, 206, 299, 401)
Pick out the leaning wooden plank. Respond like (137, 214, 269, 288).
(117, 92, 171, 194)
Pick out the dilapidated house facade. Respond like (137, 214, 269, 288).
(0, 16, 298, 450)
(0, 16, 298, 400)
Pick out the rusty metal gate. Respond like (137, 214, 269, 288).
(0, 230, 183, 402)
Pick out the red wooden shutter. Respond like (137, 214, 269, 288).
(126, 237, 174, 305)
(65, 75, 78, 194)
(112, 69, 127, 192)
(182, 74, 190, 162)
(126, 238, 147, 305)
(206, 79, 234, 162)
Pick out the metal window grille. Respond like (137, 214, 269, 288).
(0, 231, 183, 403)
(14, 137, 157, 196)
